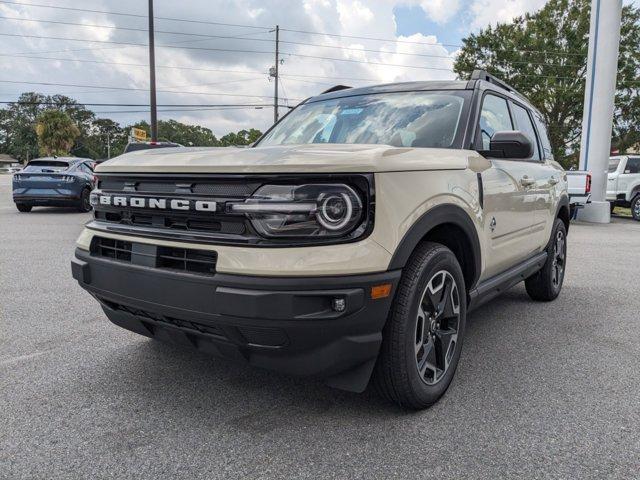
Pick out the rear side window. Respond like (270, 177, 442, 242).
(78, 163, 93, 174)
(626, 157, 640, 174)
(510, 103, 540, 160)
(532, 112, 553, 160)
(478, 94, 513, 150)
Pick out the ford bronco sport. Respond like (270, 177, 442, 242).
(71, 70, 569, 409)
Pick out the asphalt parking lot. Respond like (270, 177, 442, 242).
(1, 173, 639, 479)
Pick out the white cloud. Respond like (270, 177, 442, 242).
(468, 0, 548, 29)
(419, 0, 461, 24)
(0, 0, 557, 137)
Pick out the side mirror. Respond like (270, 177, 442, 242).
(487, 130, 533, 159)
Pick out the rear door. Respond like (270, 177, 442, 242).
(476, 93, 537, 277)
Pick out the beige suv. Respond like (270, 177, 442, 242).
(72, 70, 569, 409)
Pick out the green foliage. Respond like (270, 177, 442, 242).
(0, 93, 263, 161)
(35, 109, 80, 157)
(219, 128, 263, 146)
(453, 0, 640, 168)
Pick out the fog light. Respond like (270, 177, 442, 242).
(332, 298, 346, 313)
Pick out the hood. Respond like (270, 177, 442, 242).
(96, 144, 480, 174)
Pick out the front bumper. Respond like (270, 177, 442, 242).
(71, 248, 400, 392)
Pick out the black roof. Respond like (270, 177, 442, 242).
(306, 80, 470, 103)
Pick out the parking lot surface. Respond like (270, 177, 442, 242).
(1, 174, 639, 479)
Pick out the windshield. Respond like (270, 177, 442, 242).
(608, 158, 621, 173)
(258, 91, 469, 148)
(22, 160, 70, 173)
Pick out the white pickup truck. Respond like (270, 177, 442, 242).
(607, 155, 640, 220)
(566, 170, 591, 218)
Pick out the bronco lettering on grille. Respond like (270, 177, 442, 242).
(97, 194, 217, 212)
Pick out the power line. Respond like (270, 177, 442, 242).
(0, 79, 301, 100)
(0, 100, 278, 107)
(280, 28, 586, 57)
(93, 106, 267, 114)
(0, 15, 281, 44)
(0, 32, 275, 56)
(0, 31, 584, 70)
(0, 0, 271, 30)
(9, 28, 272, 57)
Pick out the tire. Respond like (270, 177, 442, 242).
(77, 188, 92, 212)
(373, 242, 467, 409)
(610, 202, 616, 215)
(631, 195, 640, 221)
(16, 203, 32, 212)
(525, 218, 567, 301)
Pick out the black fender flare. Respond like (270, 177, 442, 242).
(388, 204, 482, 289)
(556, 194, 570, 231)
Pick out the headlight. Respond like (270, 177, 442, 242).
(229, 184, 365, 239)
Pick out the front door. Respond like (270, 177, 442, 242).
(476, 93, 537, 278)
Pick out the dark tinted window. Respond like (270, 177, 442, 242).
(532, 112, 553, 159)
(479, 94, 513, 150)
(22, 160, 70, 173)
(510, 102, 540, 160)
(626, 157, 640, 174)
(78, 163, 93, 174)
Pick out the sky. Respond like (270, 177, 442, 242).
(0, 0, 636, 137)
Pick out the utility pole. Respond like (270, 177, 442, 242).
(106, 132, 111, 160)
(272, 25, 280, 124)
(148, 0, 158, 142)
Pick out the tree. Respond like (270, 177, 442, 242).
(35, 110, 80, 157)
(453, 0, 640, 168)
(219, 128, 263, 146)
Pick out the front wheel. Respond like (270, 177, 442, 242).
(77, 188, 92, 212)
(525, 218, 567, 301)
(373, 242, 467, 409)
(631, 195, 640, 221)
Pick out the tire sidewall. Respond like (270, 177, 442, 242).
(401, 248, 467, 404)
(79, 188, 92, 212)
(547, 218, 567, 297)
(632, 195, 640, 221)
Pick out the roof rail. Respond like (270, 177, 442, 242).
(321, 85, 352, 94)
(470, 69, 523, 97)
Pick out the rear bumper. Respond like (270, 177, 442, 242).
(13, 193, 80, 206)
(71, 248, 400, 392)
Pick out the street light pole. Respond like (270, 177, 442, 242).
(274, 25, 279, 124)
(148, 0, 158, 142)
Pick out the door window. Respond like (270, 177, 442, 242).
(478, 94, 513, 150)
(625, 157, 640, 174)
(510, 103, 540, 160)
(532, 112, 553, 160)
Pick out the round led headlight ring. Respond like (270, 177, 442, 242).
(317, 192, 354, 231)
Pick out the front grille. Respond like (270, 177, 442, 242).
(90, 236, 217, 275)
(93, 210, 246, 235)
(98, 177, 259, 197)
(92, 237, 132, 262)
(157, 246, 217, 275)
(93, 175, 257, 241)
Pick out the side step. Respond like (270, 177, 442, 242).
(467, 251, 547, 311)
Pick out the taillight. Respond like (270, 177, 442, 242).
(585, 174, 591, 193)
